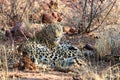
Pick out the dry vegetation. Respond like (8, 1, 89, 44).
(0, 0, 120, 80)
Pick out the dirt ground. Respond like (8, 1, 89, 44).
(0, 24, 120, 80)
(0, 70, 74, 80)
(0, 0, 120, 80)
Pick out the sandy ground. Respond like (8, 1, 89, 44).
(0, 70, 73, 80)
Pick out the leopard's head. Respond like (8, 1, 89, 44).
(35, 23, 63, 50)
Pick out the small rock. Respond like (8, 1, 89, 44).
(69, 27, 77, 34)
(41, 3, 50, 10)
(83, 44, 95, 51)
(63, 26, 70, 33)
(65, 27, 78, 36)
(42, 13, 54, 23)
(42, 12, 62, 24)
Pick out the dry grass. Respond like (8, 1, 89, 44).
(0, 40, 119, 80)
(0, 0, 120, 80)
(95, 25, 120, 58)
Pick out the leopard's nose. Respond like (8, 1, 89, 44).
(55, 34, 60, 39)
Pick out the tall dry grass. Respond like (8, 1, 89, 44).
(95, 25, 120, 58)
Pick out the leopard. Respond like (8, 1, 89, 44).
(18, 41, 85, 71)
(17, 23, 86, 71)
